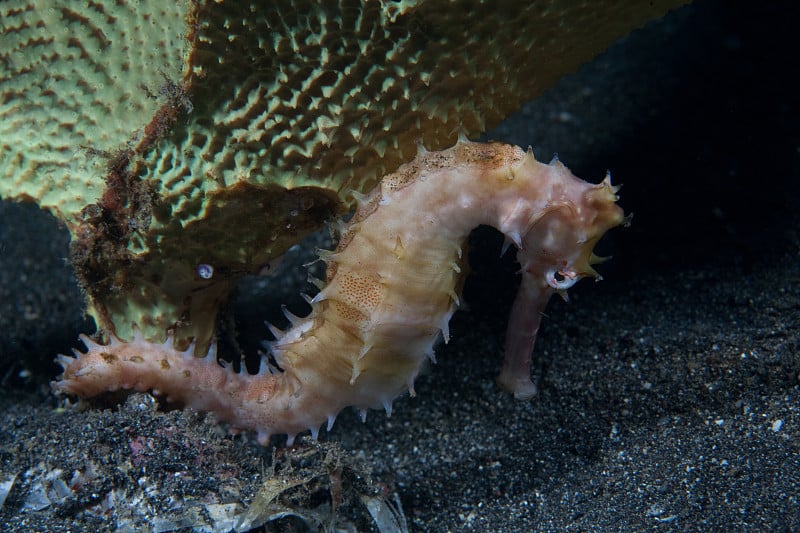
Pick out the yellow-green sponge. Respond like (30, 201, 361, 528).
(0, 0, 688, 351)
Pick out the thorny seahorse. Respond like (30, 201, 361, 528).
(54, 139, 626, 445)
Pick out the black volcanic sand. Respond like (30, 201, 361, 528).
(1, 1, 799, 531)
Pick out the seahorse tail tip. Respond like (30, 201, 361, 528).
(496, 371, 538, 400)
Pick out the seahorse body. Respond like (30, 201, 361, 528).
(54, 140, 625, 445)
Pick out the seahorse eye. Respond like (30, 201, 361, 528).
(545, 268, 578, 290)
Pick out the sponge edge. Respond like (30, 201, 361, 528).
(54, 140, 624, 445)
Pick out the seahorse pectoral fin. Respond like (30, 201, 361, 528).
(496, 274, 552, 400)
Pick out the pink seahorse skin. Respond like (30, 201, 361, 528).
(54, 139, 625, 445)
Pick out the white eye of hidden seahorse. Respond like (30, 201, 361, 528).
(546, 268, 579, 290)
(196, 263, 214, 280)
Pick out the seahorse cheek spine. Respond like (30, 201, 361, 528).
(54, 140, 625, 445)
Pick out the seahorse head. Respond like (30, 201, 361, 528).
(515, 158, 627, 296)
